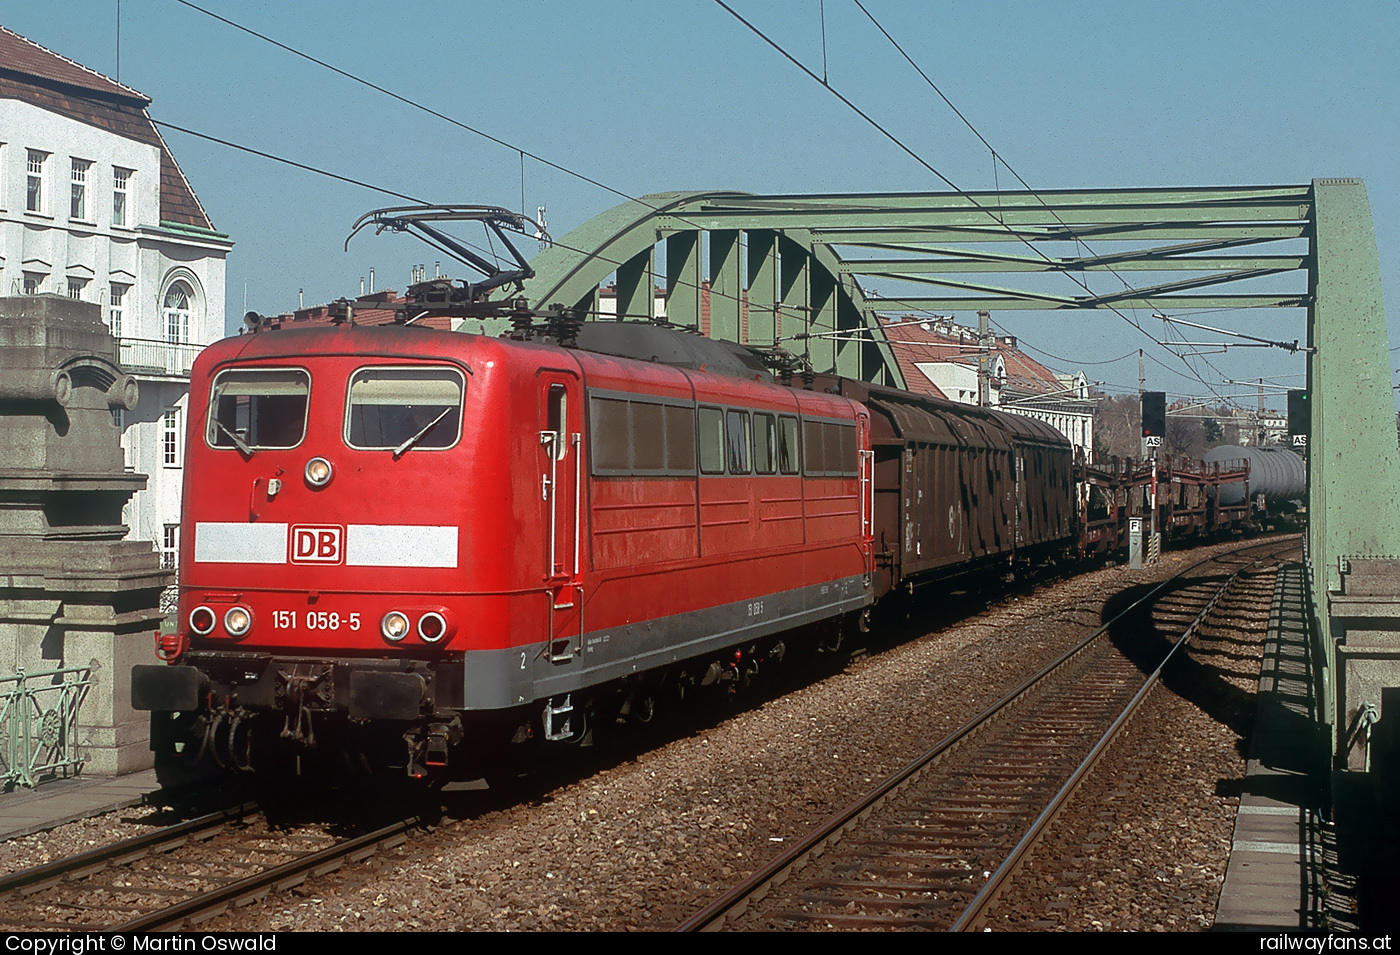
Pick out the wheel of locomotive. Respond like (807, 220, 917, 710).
(149, 710, 221, 792)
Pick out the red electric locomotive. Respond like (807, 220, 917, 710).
(133, 312, 879, 778)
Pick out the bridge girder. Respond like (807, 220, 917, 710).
(521, 190, 901, 385)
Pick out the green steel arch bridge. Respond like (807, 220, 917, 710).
(517, 179, 1400, 786)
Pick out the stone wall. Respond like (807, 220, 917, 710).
(0, 295, 169, 780)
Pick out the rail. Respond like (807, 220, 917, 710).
(677, 537, 1297, 931)
(0, 663, 96, 788)
(950, 541, 1279, 930)
(0, 801, 422, 932)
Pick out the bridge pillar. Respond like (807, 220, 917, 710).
(0, 296, 168, 783)
(1307, 179, 1400, 773)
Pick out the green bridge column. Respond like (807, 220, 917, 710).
(1308, 178, 1400, 770)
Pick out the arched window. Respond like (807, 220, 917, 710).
(164, 281, 193, 344)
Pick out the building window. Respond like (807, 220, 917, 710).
(109, 283, 127, 337)
(70, 158, 90, 220)
(67, 278, 86, 300)
(112, 167, 130, 226)
(163, 409, 181, 467)
(164, 281, 192, 344)
(22, 272, 43, 295)
(26, 150, 47, 213)
(162, 524, 178, 569)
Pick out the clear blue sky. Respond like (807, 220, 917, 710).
(5, 0, 1397, 408)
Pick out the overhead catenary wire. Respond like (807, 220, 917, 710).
(718, 0, 1292, 407)
(173, 0, 1274, 409)
(181, 0, 1254, 396)
(165, 0, 773, 322)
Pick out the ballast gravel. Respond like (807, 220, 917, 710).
(0, 539, 1282, 931)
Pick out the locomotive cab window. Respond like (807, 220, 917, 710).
(207, 368, 311, 450)
(346, 367, 464, 451)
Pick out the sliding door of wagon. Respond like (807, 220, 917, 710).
(540, 370, 582, 662)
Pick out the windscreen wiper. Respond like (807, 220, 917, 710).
(212, 418, 255, 457)
(392, 408, 453, 459)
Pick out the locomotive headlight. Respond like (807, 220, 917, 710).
(418, 612, 447, 643)
(304, 456, 333, 488)
(224, 606, 253, 637)
(381, 611, 410, 642)
(189, 605, 217, 636)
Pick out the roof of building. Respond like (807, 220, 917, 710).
(0, 26, 217, 232)
(882, 316, 1064, 400)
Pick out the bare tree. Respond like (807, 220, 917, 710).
(1092, 393, 1141, 462)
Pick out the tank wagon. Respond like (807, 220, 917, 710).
(1202, 444, 1305, 509)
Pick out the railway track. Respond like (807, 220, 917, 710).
(0, 800, 426, 931)
(679, 536, 1298, 931)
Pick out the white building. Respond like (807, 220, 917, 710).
(886, 316, 1096, 462)
(0, 27, 232, 568)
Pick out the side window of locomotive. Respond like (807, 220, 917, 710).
(778, 416, 800, 474)
(698, 407, 725, 474)
(632, 401, 666, 471)
(589, 395, 698, 476)
(665, 405, 696, 471)
(803, 419, 827, 474)
(802, 420, 857, 476)
(590, 397, 630, 471)
(726, 410, 751, 474)
(753, 413, 776, 474)
(833, 422, 857, 475)
(345, 367, 464, 451)
(207, 368, 310, 450)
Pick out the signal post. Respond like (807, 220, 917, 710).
(1138, 391, 1166, 566)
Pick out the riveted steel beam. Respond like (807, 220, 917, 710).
(841, 254, 1307, 274)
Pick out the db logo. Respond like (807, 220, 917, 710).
(291, 525, 343, 563)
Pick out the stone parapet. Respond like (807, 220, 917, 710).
(0, 295, 168, 783)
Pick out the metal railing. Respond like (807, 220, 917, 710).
(116, 337, 203, 377)
(0, 663, 96, 788)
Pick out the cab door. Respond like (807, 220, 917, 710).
(858, 409, 874, 582)
(539, 371, 582, 663)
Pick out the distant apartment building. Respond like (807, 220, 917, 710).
(1234, 408, 1288, 447)
(882, 315, 1096, 461)
(0, 26, 232, 569)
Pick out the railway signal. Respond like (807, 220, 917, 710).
(1288, 389, 1309, 452)
(1140, 391, 1166, 565)
(1141, 391, 1166, 450)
